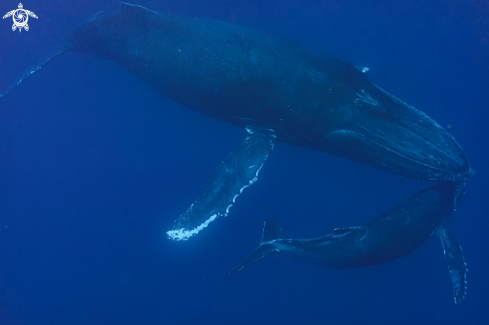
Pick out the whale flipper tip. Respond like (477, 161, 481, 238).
(437, 226, 467, 304)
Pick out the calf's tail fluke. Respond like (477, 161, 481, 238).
(0, 48, 70, 100)
(230, 219, 282, 274)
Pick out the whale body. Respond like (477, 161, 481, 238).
(231, 182, 467, 303)
(1, 3, 473, 240)
(69, 3, 472, 182)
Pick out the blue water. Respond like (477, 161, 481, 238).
(1, 0, 488, 324)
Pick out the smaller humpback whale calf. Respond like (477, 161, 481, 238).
(231, 182, 467, 303)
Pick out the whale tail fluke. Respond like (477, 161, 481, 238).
(230, 219, 282, 274)
(0, 10, 102, 100)
(0, 48, 70, 100)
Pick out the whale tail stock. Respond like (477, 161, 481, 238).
(230, 219, 282, 274)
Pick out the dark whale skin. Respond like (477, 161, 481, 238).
(307, 182, 461, 268)
(68, 3, 472, 182)
(231, 182, 467, 303)
(233, 182, 461, 269)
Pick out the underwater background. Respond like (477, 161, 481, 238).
(0, 0, 488, 324)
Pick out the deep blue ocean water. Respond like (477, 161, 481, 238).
(0, 0, 488, 324)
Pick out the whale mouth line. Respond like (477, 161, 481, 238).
(326, 129, 471, 181)
(367, 136, 443, 171)
(357, 132, 470, 178)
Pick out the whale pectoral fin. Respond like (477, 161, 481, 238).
(436, 226, 467, 304)
(167, 127, 276, 241)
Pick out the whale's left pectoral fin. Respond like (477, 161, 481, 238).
(167, 127, 276, 241)
(436, 226, 467, 304)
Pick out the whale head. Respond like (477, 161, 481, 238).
(324, 86, 473, 182)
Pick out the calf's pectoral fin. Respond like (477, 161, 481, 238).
(166, 127, 276, 241)
(436, 226, 467, 304)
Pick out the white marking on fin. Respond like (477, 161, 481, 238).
(168, 161, 265, 240)
(166, 214, 217, 241)
(225, 163, 263, 214)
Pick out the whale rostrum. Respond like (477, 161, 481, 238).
(231, 182, 467, 304)
(0, 2, 473, 240)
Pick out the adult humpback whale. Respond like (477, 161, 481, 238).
(0, 3, 473, 240)
(231, 182, 467, 303)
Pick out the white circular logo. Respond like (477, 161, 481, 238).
(3, 3, 38, 32)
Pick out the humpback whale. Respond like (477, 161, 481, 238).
(0, 3, 473, 240)
(231, 182, 467, 303)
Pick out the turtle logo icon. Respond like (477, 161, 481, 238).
(3, 3, 38, 32)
